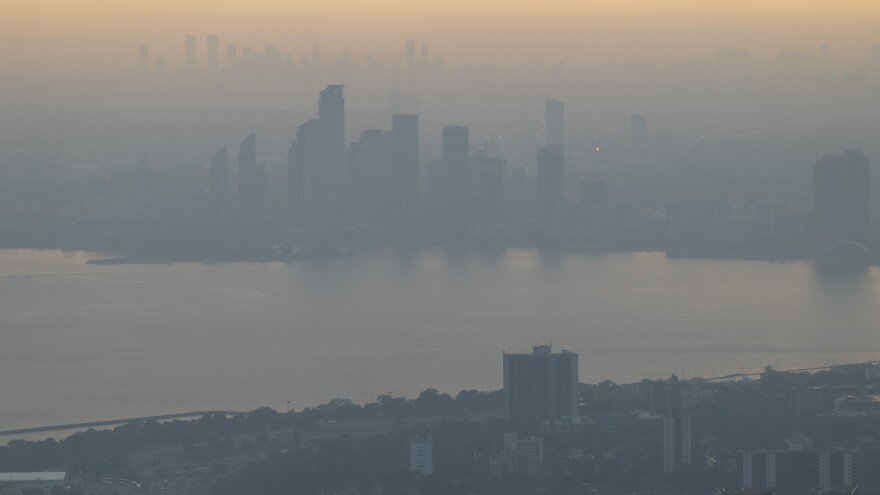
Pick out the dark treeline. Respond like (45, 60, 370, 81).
(0, 388, 502, 475)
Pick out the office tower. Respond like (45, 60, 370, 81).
(409, 433, 433, 475)
(472, 149, 506, 228)
(443, 126, 469, 165)
(536, 145, 564, 241)
(319, 85, 347, 230)
(137, 45, 149, 72)
(545, 100, 564, 147)
(347, 130, 392, 235)
(287, 141, 299, 214)
(812, 150, 870, 252)
(206, 34, 219, 71)
(406, 40, 416, 69)
(311, 46, 322, 68)
(503, 345, 578, 423)
(630, 113, 647, 146)
(237, 133, 257, 223)
(420, 44, 429, 64)
(442, 126, 471, 239)
(662, 414, 693, 474)
(255, 161, 269, 221)
(509, 166, 532, 222)
(284, 87, 348, 236)
(185, 35, 196, 70)
(285, 120, 322, 232)
(392, 114, 419, 239)
(209, 147, 229, 218)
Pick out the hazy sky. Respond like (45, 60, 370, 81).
(5, 1, 879, 41)
(2, 1, 879, 71)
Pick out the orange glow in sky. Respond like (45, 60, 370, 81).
(5, 0, 880, 37)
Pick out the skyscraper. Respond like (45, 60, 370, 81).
(812, 150, 870, 252)
(662, 414, 693, 474)
(209, 146, 229, 219)
(472, 149, 506, 228)
(442, 125, 471, 239)
(206, 34, 219, 71)
(392, 114, 420, 239)
(406, 40, 416, 69)
(537, 145, 564, 241)
(630, 113, 648, 146)
(237, 133, 257, 224)
(185, 35, 196, 70)
(503, 345, 578, 424)
(285, 120, 322, 233)
(283, 86, 348, 238)
(347, 130, 392, 235)
(318, 85, 347, 230)
(545, 99, 564, 147)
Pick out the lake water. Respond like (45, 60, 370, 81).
(1, 248, 878, 437)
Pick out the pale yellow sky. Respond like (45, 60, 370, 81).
(5, 0, 880, 37)
(2, 0, 879, 69)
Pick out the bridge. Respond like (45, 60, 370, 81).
(704, 360, 880, 382)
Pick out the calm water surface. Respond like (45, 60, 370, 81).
(1, 248, 878, 435)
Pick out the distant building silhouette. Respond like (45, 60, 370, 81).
(409, 433, 433, 475)
(545, 100, 564, 147)
(812, 150, 870, 253)
(237, 133, 258, 225)
(662, 414, 693, 474)
(283, 86, 348, 238)
(579, 180, 610, 242)
(209, 147, 230, 219)
(226, 43, 237, 68)
(185, 35, 196, 70)
(392, 114, 420, 240)
(630, 113, 647, 146)
(347, 129, 392, 236)
(536, 145, 564, 241)
(319, 85, 347, 230)
(406, 40, 416, 69)
(206, 35, 219, 71)
(441, 125, 471, 239)
(742, 449, 855, 491)
(472, 148, 506, 230)
(285, 120, 322, 233)
(137, 45, 149, 72)
(311, 46, 322, 68)
(503, 345, 578, 423)
(255, 160, 269, 221)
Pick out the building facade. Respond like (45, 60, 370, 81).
(503, 345, 578, 423)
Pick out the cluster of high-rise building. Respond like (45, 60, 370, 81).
(136, 37, 442, 75)
(200, 81, 870, 258)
